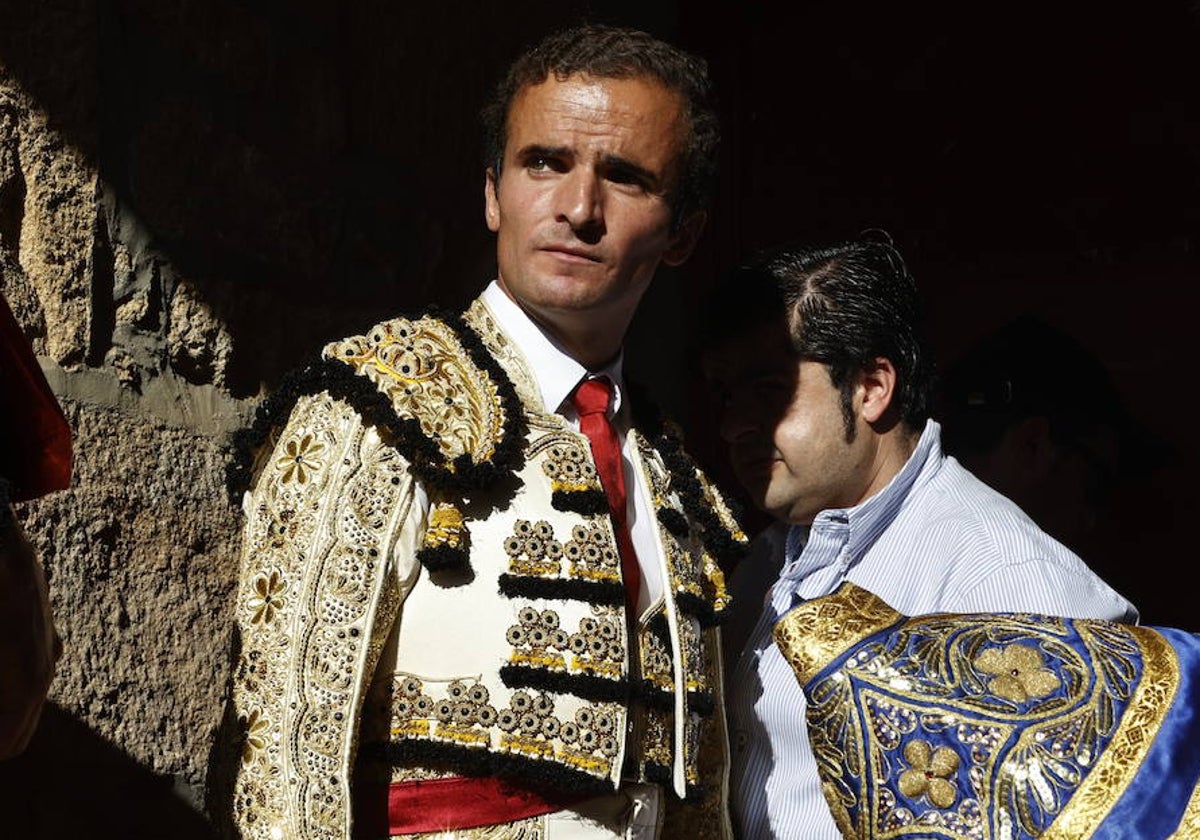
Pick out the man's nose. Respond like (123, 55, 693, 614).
(555, 169, 604, 234)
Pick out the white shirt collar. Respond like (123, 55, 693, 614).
(481, 280, 626, 417)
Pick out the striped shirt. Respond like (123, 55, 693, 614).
(726, 420, 1138, 839)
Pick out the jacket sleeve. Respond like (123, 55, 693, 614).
(226, 391, 425, 840)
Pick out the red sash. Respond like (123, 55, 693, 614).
(354, 775, 586, 836)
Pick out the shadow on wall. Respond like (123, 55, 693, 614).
(0, 703, 216, 839)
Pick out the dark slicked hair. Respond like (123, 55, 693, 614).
(480, 24, 720, 231)
(702, 234, 934, 438)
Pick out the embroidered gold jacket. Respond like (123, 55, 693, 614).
(226, 297, 746, 840)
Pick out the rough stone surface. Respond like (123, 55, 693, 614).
(0, 399, 244, 838)
(13, 86, 96, 368)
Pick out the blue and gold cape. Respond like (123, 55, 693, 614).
(773, 581, 1200, 839)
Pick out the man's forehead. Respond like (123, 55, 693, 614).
(505, 74, 686, 156)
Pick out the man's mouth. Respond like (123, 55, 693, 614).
(541, 244, 602, 263)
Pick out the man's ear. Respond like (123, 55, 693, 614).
(485, 168, 500, 233)
(858, 357, 897, 424)
(662, 210, 706, 266)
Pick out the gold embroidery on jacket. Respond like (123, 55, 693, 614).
(325, 315, 508, 469)
(541, 441, 603, 495)
(232, 303, 738, 838)
(232, 394, 410, 840)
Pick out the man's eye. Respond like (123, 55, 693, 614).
(526, 155, 565, 173)
(606, 169, 648, 190)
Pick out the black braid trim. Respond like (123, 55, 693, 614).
(225, 308, 527, 503)
(500, 664, 632, 703)
(642, 762, 707, 803)
(359, 739, 615, 797)
(660, 447, 748, 571)
(499, 574, 625, 605)
(625, 379, 749, 583)
(688, 690, 716, 717)
(638, 682, 715, 717)
(656, 507, 690, 540)
(676, 591, 721, 628)
(551, 488, 610, 516)
(647, 611, 671, 645)
(416, 543, 469, 572)
(639, 683, 674, 712)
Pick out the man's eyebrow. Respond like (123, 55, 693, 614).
(515, 143, 569, 160)
(599, 154, 661, 188)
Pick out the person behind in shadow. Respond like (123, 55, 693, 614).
(937, 314, 1173, 579)
(0, 289, 70, 759)
(698, 234, 1138, 839)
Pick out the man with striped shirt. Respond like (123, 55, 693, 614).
(700, 235, 1137, 839)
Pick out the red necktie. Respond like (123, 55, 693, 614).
(571, 377, 641, 612)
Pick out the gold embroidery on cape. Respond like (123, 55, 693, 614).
(773, 581, 898, 683)
(1043, 626, 1180, 839)
(325, 313, 507, 469)
(777, 583, 1182, 840)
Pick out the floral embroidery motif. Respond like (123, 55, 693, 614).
(325, 316, 507, 465)
(505, 520, 564, 577)
(506, 605, 625, 680)
(390, 674, 498, 747)
(240, 707, 270, 766)
(542, 442, 601, 494)
(507, 607, 570, 670)
(248, 568, 286, 626)
(276, 433, 325, 484)
(564, 524, 620, 584)
(497, 690, 621, 770)
(898, 739, 960, 808)
(641, 623, 674, 693)
(975, 643, 1061, 703)
(567, 613, 625, 678)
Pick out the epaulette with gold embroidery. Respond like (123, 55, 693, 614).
(227, 308, 525, 572)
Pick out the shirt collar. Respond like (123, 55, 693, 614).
(786, 419, 941, 567)
(481, 280, 627, 416)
